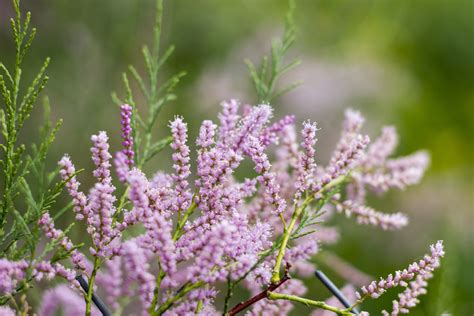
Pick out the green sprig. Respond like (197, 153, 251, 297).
(112, 0, 186, 168)
(245, 0, 301, 104)
(0, 0, 70, 305)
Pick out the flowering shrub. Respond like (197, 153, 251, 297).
(0, 0, 444, 315)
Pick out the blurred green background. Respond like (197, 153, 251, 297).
(1, 0, 473, 314)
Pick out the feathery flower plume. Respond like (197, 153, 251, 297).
(335, 200, 409, 230)
(141, 212, 176, 275)
(170, 116, 192, 212)
(284, 239, 319, 276)
(218, 99, 240, 146)
(385, 275, 429, 315)
(330, 109, 365, 165)
(232, 104, 273, 152)
(357, 241, 444, 305)
(33, 261, 78, 286)
(382, 151, 430, 190)
(58, 155, 89, 220)
(381, 241, 444, 315)
(119, 104, 134, 166)
(0, 259, 28, 294)
(260, 114, 296, 147)
(313, 134, 370, 193)
(150, 171, 173, 189)
(246, 136, 286, 215)
(88, 132, 118, 257)
(276, 124, 300, 169)
(114, 151, 130, 182)
(363, 126, 398, 168)
(90, 132, 113, 183)
(38, 213, 87, 271)
(346, 180, 366, 204)
(112, 104, 134, 182)
(187, 221, 237, 283)
(121, 168, 150, 228)
(295, 121, 318, 198)
(119, 239, 156, 312)
(197, 120, 218, 148)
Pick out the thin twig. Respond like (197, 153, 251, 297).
(227, 263, 291, 316)
(267, 292, 353, 316)
(223, 275, 233, 314)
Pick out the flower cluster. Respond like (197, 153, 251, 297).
(59, 132, 120, 258)
(115, 104, 135, 181)
(0, 0, 448, 314)
(119, 104, 134, 166)
(358, 241, 445, 315)
(0, 259, 28, 294)
(0, 100, 441, 315)
(0, 257, 78, 298)
(38, 213, 87, 271)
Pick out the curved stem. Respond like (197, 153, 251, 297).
(227, 273, 290, 316)
(195, 300, 203, 314)
(172, 200, 197, 241)
(112, 187, 130, 227)
(271, 198, 311, 284)
(344, 296, 367, 313)
(223, 275, 234, 315)
(7, 294, 19, 312)
(85, 256, 100, 316)
(148, 266, 165, 314)
(271, 175, 347, 284)
(267, 292, 354, 315)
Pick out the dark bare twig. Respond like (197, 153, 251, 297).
(226, 263, 291, 316)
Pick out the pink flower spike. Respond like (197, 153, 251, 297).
(119, 104, 134, 166)
(357, 241, 444, 315)
(246, 136, 286, 215)
(170, 116, 192, 212)
(90, 131, 112, 183)
(295, 121, 318, 199)
(58, 155, 89, 221)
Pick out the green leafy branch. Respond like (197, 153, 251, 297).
(222, 1, 304, 312)
(0, 1, 74, 305)
(245, 0, 301, 104)
(78, 1, 185, 313)
(0, 0, 50, 225)
(112, 0, 184, 168)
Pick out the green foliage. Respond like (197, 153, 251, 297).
(292, 183, 344, 242)
(245, 0, 302, 104)
(0, 0, 70, 297)
(112, 0, 184, 168)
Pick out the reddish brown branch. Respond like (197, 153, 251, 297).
(227, 264, 291, 316)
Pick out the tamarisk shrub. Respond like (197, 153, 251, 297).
(30, 102, 439, 316)
(0, 0, 444, 315)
